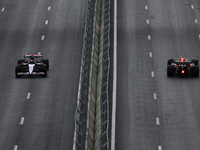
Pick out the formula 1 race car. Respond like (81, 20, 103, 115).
(15, 54, 49, 77)
(167, 57, 199, 77)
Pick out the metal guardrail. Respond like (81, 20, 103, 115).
(73, 0, 96, 149)
(100, 0, 110, 149)
(73, 0, 110, 149)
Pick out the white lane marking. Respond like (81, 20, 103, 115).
(45, 20, 48, 25)
(149, 52, 153, 57)
(48, 6, 51, 10)
(1, 7, 5, 12)
(41, 35, 45, 40)
(151, 71, 155, 77)
(154, 93, 157, 99)
(156, 117, 160, 125)
(191, 5, 194, 9)
(20, 117, 25, 125)
(195, 19, 198, 24)
(148, 35, 151, 40)
(111, 0, 117, 150)
(146, 19, 149, 24)
(145, 5, 148, 10)
(158, 146, 162, 150)
(26, 92, 31, 99)
(199, 35, 200, 39)
(14, 145, 18, 150)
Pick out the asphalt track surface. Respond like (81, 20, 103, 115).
(0, 0, 86, 149)
(116, 0, 200, 150)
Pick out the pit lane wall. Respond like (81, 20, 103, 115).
(73, 0, 110, 150)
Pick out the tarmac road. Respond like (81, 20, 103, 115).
(116, 0, 200, 149)
(0, 0, 86, 149)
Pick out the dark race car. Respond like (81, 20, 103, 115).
(15, 54, 49, 77)
(167, 57, 199, 77)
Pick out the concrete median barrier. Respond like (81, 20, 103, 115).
(73, 0, 110, 149)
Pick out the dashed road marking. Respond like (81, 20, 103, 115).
(41, 35, 45, 40)
(149, 52, 153, 57)
(198, 35, 200, 39)
(1, 7, 5, 12)
(45, 20, 48, 25)
(26, 92, 31, 99)
(148, 35, 151, 40)
(156, 117, 160, 125)
(14, 145, 18, 150)
(145, 5, 148, 10)
(154, 93, 157, 99)
(195, 19, 198, 24)
(146, 19, 149, 24)
(151, 71, 155, 77)
(48, 6, 51, 10)
(20, 117, 25, 125)
(191, 5, 194, 9)
(158, 146, 162, 150)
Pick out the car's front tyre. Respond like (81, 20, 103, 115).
(42, 59, 49, 70)
(41, 65, 47, 77)
(15, 66, 21, 78)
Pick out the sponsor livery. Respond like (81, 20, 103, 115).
(167, 57, 199, 77)
(15, 54, 49, 77)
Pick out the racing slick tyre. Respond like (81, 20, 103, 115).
(42, 59, 49, 70)
(167, 59, 174, 65)
(15, 66, 21, 78)
(191, 66, 199, 77)
(167, 65, 174, 77)
(192, 59, 199, 65)
(18, 59, 24, 65)
(42, 65, 47, 77)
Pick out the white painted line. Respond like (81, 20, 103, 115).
(151, 71, 155, 77)
(191, 5, 194, 9)
(45, 20, 48, 25)
(145, 5, 148, 10)
(14, 145, 18, 150)
(149, 52, 153, 57)
(195, 19, 198, 24)
(1, 7, 5, 12)
(20, 117, 25, 125)
(158, 146, 162, 150)
(199, 35, 200, 39)
(111, 0, 117, 150)
(156, 117, 160, 125)
(41, 35, 45, 40)
(146, 19, 149, 24)
(154, 93, 157, 99)
(26, 92, 31, 99)
(48, 6, 51, 10)
(148, 35, 151, 40)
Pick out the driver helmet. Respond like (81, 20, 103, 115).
(180, 57, 185, 62)
(29, 56, 35, 64)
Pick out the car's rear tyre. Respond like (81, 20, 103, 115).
(192, 59, 199, 65)
(42, 65, 47, 77)
(15, 66, 21, 78)
(191, 66, 199, 77)
(167, 59, 174, 65)
(42, 59, 49, 70)
(167, 65, 174, 77)
(18, 59, 24, 65)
